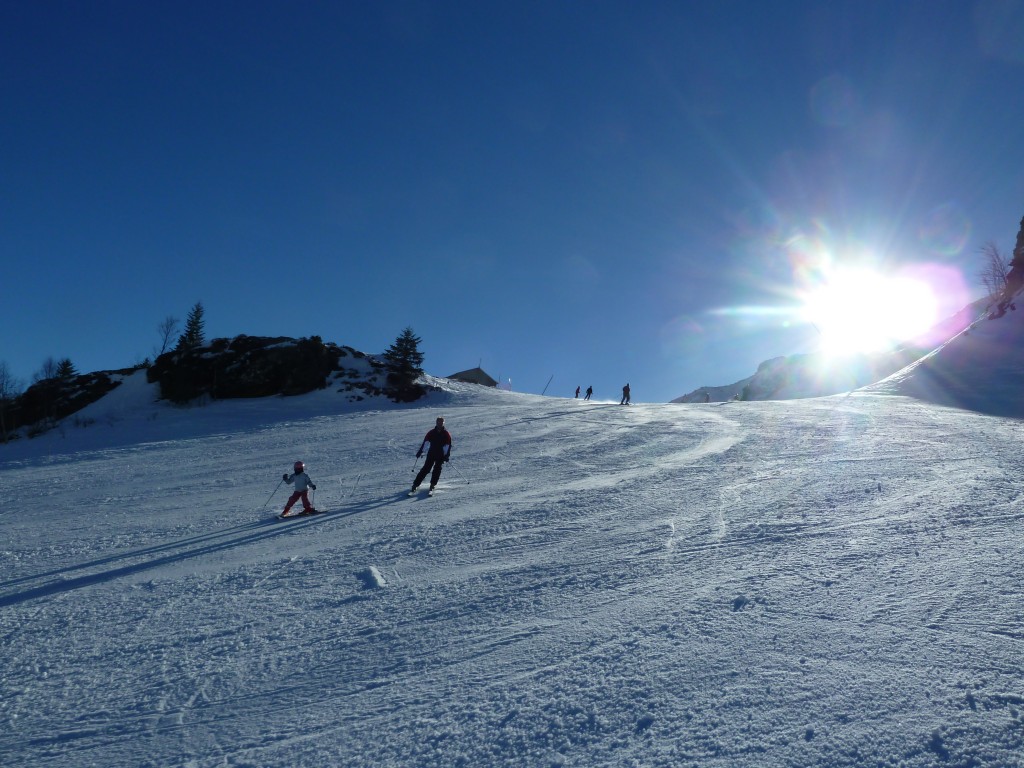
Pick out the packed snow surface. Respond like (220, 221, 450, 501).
(2, 357, 1024, 766)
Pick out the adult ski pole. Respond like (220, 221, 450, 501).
(448, 460, 470, 485)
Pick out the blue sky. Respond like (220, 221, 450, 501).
(3, 1, 1023, 402)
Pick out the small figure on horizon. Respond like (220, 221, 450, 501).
(620, 383, 631, 405)
(411, 416, 453, 495)
(281, 460, 317, 517)
(583, 386, 593, 401)
(575, 386, 580, 398)
(703, 392, 710, 403)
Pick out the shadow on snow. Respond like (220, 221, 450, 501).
(0, 495, 403, 607)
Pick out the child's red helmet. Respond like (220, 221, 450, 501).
(294, 461, 304, 473)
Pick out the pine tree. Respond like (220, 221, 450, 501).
(177, 302, 206, 351)
(382, 327, 425, 401)
(56, 358, 77, 379)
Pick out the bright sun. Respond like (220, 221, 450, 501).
(801, 269, 939, 356)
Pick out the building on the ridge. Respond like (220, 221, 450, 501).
(447, 367, 498, 387)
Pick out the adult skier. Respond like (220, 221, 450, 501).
(281, 460, 317, 516)
(583, 386, 593, 401)
(410, 417, 453, 495)
(620, 383, 631, 405)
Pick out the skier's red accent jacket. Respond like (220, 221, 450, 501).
(420, 427, 452, 459)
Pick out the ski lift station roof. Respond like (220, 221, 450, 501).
(446, 367, 498, 387)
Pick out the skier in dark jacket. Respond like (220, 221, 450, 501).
(620, 383, 631, 405)
(410, 417, 453, 494)
(583, 386, 593, 401)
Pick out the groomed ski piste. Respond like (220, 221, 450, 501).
(2, 308, 1024, 767)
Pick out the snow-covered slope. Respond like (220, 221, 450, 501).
(670, 375, 752, 404)
(864, 300, 1024, 417)
(2, 353, 1023, 766)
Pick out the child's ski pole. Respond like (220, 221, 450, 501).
(262, 477, 285, 509)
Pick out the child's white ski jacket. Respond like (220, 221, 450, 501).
(286, 471, 314, 492)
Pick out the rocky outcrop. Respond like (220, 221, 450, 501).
(8, 369, 130, 436)
(146, 335, 387, 403)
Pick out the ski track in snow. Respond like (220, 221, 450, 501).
(2, 380, 1024, 767)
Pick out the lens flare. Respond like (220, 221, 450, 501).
(918, 202, 971, 257)
(801, 269, 939, 355)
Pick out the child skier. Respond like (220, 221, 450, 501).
(281, 460, 317, 516)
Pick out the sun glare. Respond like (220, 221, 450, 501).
(801, 269, 939, 356)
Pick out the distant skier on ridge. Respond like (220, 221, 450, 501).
(410, 417, 453, 495)
(620, 383, 631, 405)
